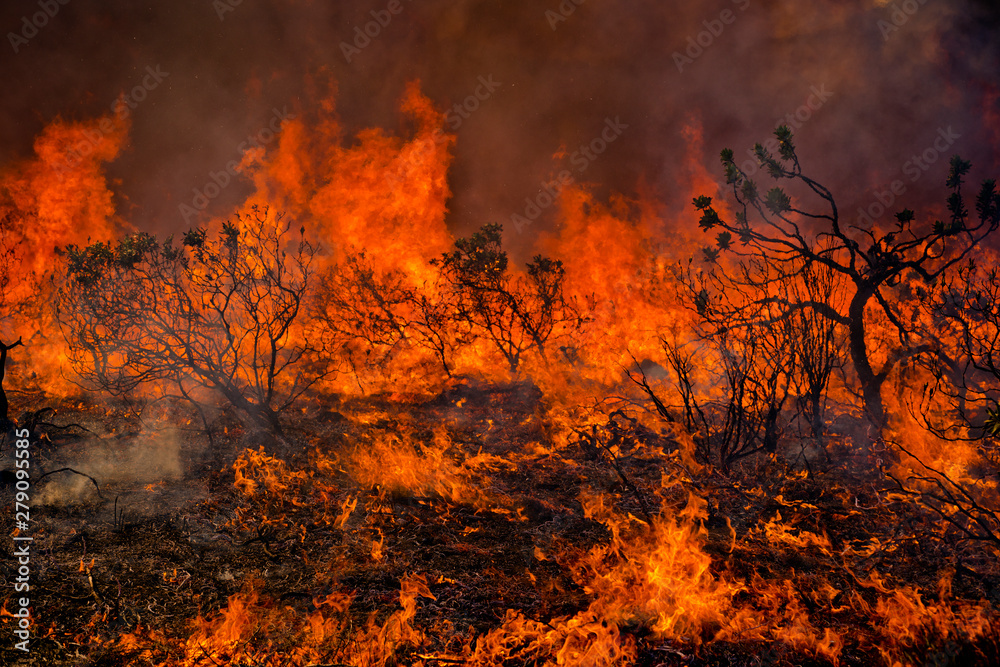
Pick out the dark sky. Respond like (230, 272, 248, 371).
(1, 0, 998, 249)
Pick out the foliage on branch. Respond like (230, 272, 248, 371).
(688, 125, 999, 431)
(57, 205, 316, 432)
(433, 223, 582, 373)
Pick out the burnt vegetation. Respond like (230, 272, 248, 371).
(685, 126, 1000, 435)
(56, 206, 318, 435)
(310, 221, 582, 385)
(432, 222, 582, 373)
(0, 212, 25, 430)
(2, 129, 1000, 665)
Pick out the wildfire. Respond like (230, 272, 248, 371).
(3, 59, 999, 667)
(0, 113, 128, 392)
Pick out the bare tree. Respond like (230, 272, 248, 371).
(56, 206, 316, 433)
(785, 263, 846, 442)
(631, 254, 846, 472)
(311, 251, 462, 381)
(631, 292, 795, 472)
(920, 262, 1000, 442)
(433, 223, 581, 374)
(691, 126, 999, 432)
(687, 258, 846, 444)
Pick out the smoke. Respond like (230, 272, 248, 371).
(34, 430, 184, 506)
(0, 0, 997, 254)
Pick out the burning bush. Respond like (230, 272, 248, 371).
(643, 260, 849, 471)
(311, 222, 583, 385)
(311, 250, 461, 383)
(925, 258, 1000, 441)
(56, 205, 316, 432)
(647, 318, 795, 472)
(433, 222, 582, 374)
(690, 126, 1000, 434)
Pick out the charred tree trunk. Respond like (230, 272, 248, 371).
(847, 287, 887, 434)
(0, 337, 23, 430)
(763, 403, 781, 453)
(807, 387, 825, 438)
(217, 383, 283, 434)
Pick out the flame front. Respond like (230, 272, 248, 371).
(3, 69, 999, 667)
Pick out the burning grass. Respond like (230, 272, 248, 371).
(2, 383, 998, 666)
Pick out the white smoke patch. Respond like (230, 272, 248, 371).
(35, 429, 184, 506)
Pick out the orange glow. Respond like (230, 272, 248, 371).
(7, 74, 999, 667)
(1, 114, 128, 392)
